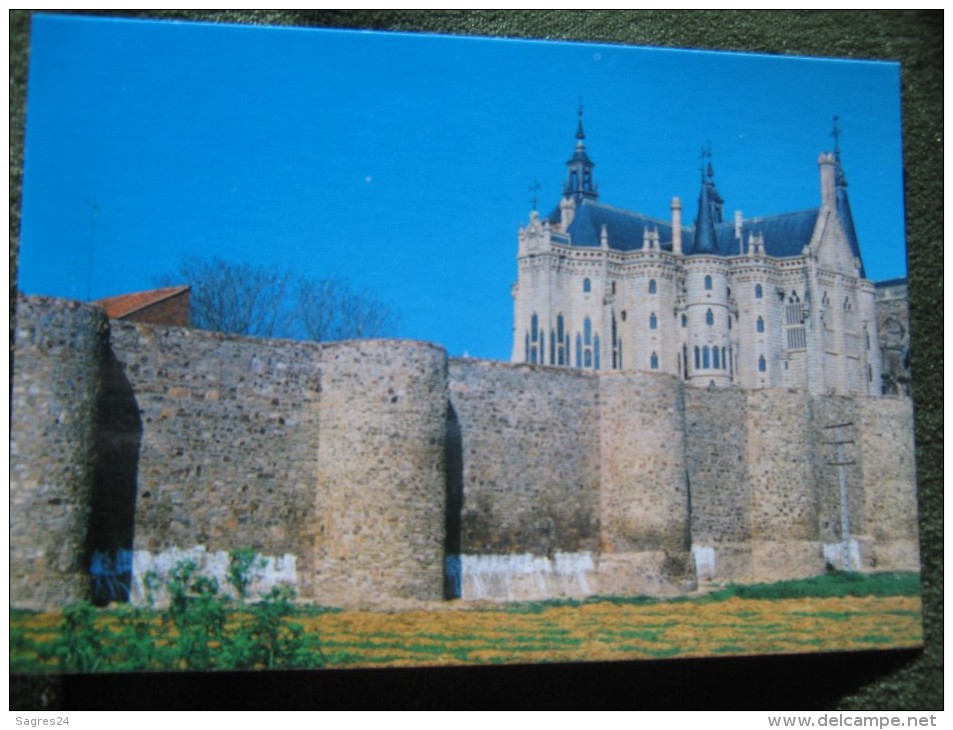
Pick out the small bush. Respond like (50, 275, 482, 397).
(34, 551, 323, 673)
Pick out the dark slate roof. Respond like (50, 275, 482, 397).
(546, 200, 823, 260)
(710, 209, 821, 258)
(546, 201, 684, 252)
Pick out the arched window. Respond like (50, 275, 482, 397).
(530, 314, 539, 364)
(704, 275, 712, 290)
(575, 334, 582, 368)
(583, 278, 591, 293)
(648, 279, 657, 294)
(703, 346, 711, 369)
(650, 352, 659, 370)
(594, 336, 601, 370)
(755, 283, 763, 299)
(706, 309, 714, 326)
(757, 316, 764, 333)
(611, 281, 616, 295)
(525, 332, 530, 363)
(583, 317, 593, 368)
(549, 331, 556, 366)
(758, 355, 766, 372)
(713, 347, 720, 369)
(721, 347, 727, 371)
(681, 314, 687, 328)
(557, 315, 566, 365)
(694, 346, 700, 370)
(786, 292, 806, 349)
(683, 345, 689, 380)
(649, 313, 657, 330)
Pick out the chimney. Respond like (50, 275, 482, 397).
(560, 196, 576, 231)
(671, 197, 682, 255)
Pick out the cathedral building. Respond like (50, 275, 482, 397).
(512, 111, 882, 396)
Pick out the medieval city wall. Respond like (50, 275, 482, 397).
(11, 297, 109, 609)
(598, 372, 695, 595)
(9, 295, 919, 611)
(106, 321, 324, 600)
(447, 359, 602, 600)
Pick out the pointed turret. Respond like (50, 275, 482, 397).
(563, 105, 598, 205)
(691, 146, 724, 255)
(831, 116, 865, 276)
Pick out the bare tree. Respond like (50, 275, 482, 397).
(158, 256, 291, 337)
(296, 278, 399, 342)
(158, 256, 399, 342)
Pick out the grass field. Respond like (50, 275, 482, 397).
(10, 573, 923, 672)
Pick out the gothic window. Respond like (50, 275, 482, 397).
(758, 355, 766, 372)
(694, 346, 700, 370)
(681, 314, 687, 328)
(550, 331, 556, 366)
(706, 309, 714, 326)
(785, 292, 806, 349)
(728, 315, 732, 330)
(683, 345, 689, 380)
(611, 314, 619, 369)
(651, 352, 659, 370)
(705, 275, 712, 290)
(530, 314, 539, 364)
(757, 316, 764, 333)
(611, 281, 617, 295)
(649, 279, 657, 294)
(576, 333, 582, 368)
(721, 347, 727, 370)
(844, 299, 860, 356)
(583, 278, 591, 293)
(557, 315, 566, 365)
(713, 347, 720, 369)
(649, 313, 657, 330)
(703, 346, 710, 369)
(755, 283, 763, 299)
(583, 317, 593, 369)
(728, 347, 733, 376)
(594, 336, 601, 370)
(822, 291, 836, 352)
(525, 332, 530, 363)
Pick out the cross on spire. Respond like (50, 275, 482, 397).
(529, 180, 541, 211)
(831, 115, 842, 157)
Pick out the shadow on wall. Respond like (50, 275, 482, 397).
(444, 403, 463, 600)
(87, 347, 143, 606)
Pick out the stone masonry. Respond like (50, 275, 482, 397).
(10, 294, 919, 610)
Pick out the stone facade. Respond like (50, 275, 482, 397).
(10, 293, 919, 610)
(874, 278, 911, 396)
(512, 115, 883, 398)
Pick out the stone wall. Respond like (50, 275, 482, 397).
(683, 388, 750, 580)
(448, 360, 601, 600)
(11, 296, 109, 609)
(313, 340, 448, 606)
(108, 322, 324, 598)
(599, 372, 695, 594)
(9, 295, 920, 610)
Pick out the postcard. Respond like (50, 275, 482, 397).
(11, 15, 920, 674)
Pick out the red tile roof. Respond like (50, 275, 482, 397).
(94, 286, 190, 319)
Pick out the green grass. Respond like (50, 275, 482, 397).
(705, 571, 921, 601)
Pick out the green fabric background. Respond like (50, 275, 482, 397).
(9, 10, 941, 710)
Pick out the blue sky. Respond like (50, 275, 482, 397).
(19, 15, 906, 361)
